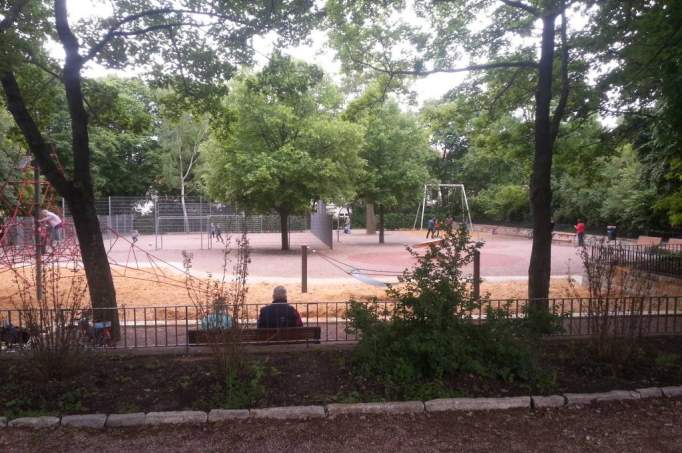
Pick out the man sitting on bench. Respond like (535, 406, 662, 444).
(257, 286, 303, 328)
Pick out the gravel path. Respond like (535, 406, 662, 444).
(1, 398, 680, 452)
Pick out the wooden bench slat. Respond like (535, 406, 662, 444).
(188, 327, 321, 345)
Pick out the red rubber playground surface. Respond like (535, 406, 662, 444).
(105, 229, 584, 285)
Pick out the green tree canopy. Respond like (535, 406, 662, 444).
(205, 54, 364, 250)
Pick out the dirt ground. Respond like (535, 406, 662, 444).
(0, 265, 586, 310)
(1, 398, 680, 453)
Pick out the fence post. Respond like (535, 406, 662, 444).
(473, 250, 480, 300)
(301, 244, 308, 293)
(108, 196, 112, 247)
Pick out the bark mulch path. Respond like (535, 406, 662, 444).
(1, 398, 681, 452)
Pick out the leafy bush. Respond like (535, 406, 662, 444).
(346, 226, 553, 399)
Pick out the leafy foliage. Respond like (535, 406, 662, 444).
(346, 227, 553, 399)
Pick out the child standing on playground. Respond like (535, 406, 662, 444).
(575, 218, 586, 247)
(426, 217, 436, 238)
(214, 223, 225, 244)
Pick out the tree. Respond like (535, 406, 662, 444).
(589, 0, 682, 228)
(344, 85, 433, 243)
(327, 0, 575, 303)
(158, 112, 209, 232)
(205, 54, 364, 250)
(1, 1, 320, 336)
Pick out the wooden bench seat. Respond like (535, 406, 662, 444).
(188, 327, 321, 345)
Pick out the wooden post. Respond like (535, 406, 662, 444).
(301, 244, 308, 293)
(473, 249, 480, 300)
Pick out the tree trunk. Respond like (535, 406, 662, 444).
(278, 207, 290, 251)
(366, 202, 376, 234)
(180, 182, 189, 233)
(378, 204, 385, 244)
(68, 190, 120, 339)
(528, 13, 557, 307)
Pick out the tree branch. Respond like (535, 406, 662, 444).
(498, 0, 540, 17)
(551, 9, 570, 144)
(351, 53, 538, 76)
(55, 0, 92, 185)
(0, 71, 71, 196)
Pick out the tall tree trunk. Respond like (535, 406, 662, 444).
(278, 207, 290, 251)
(366, 202, 376, 234)
(378, 204, 385, 244)
(528, 13, 558, 307)
(180, 181, 189, 233)
(68, 190, 120, 338)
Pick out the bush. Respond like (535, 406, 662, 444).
(346, 226, 553, 399)
(475, 184, 529, 222)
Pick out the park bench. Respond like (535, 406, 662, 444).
(667, 238, 682, 246)
(187, 326, 321, 345)
(637, 236, 663, 247)
(552, 231, 575, 244)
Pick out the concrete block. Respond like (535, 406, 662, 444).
(327, 401, 424, 417)
(106, 413, 146, 428)
(208, 409, 250, 423)
(145, 411, 207, 426)
(635, 387, 663, 399)
(251, 406, 325, 420)
(661, 386, 682, 398)
(564, 393, 598, 406)
(532, 395, 566, 409)
(425, 396, 530, 412)
(594, 390, 638, 402)
(8, 416, 60, 428)
(0, 417, 6, 428)
(61, 414, 107, 429)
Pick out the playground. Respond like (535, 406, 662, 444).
(0, 226, 585, 310)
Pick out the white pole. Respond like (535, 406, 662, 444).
(462, 186, 473, 231)
(419, 184, 427, 230)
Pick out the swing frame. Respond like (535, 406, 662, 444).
(414, 184, 473, 231)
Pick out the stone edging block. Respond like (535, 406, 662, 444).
(532, 395, 566, 409)
(61, 414, 107, 429)
(425, 396, 530, 412)
(661, 386, 682, 398)
(251, 406, 325, 419)
(8, 416, 60, 428)
(635, 387, 663, 399)
(327, 401, 424, 417)
(106, 413, 146, 427)
(208, 409, 250, 423)
(146, 411, 207, 426)
(3, 385, 680, 430)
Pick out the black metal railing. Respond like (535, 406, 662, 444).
(1, 297, 681, 351)
(591, 244, 682, 278)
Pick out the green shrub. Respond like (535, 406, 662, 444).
(346, 226, 554, 399)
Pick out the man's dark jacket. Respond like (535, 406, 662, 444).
(257, 301, 303, 328)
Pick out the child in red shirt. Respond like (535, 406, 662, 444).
(575, 219, 586, 246)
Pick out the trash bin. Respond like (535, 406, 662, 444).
(607, 225, 617, 241)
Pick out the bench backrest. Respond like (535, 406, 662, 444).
(667, 238, 682, 246)
(188, 326, 321, 345)
(637, 236, 663, 246)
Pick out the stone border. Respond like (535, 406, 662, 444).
(1, 386, 680, 429)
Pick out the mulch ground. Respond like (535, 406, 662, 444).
(1, 337, 681, 418)
(1, 398, 681, 453)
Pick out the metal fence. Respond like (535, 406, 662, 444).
(2, 296, 681, 351)
(591, 244, 682, 278)
(58, 196, 310, 250)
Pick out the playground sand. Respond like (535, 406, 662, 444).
(0, 266, 586, 310)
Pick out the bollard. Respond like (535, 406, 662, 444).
(473, 250, 480, 300)
(301, 245, 308, 293)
